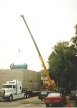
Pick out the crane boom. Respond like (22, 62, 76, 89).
(20, 15, 55, 88)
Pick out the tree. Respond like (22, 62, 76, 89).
(48, 41, 77, 89)
(39, 69, 46, 77)
(70, 35, 77, 89)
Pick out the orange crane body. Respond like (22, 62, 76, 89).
(20, 15, 56, 89)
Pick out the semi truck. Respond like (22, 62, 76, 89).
(0, 79, 27, 101)
(0, 69, 41, 101)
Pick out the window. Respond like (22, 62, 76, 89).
(3, 85, 12, 88)
(13, 85, 16, 88)
(41, 91, 47, 94)
(47, 93, 60, 97)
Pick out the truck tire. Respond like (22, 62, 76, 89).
(8, 95, 13, 101)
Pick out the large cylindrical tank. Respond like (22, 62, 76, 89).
(10, 63, 28, 69)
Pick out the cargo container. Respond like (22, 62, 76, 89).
(0, 69, 41, 101)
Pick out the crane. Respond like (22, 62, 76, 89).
(20, 15, 56, 89)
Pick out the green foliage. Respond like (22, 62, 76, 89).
(39, 69, 46, 77)
(71, 36, 77, 47)
(48, 39, 77, 89)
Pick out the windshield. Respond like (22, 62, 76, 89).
(71, 91, 76, 96)
(3, 85, 12, 88)
(47, 93, 60, 97)
(41, 91, 48, 94)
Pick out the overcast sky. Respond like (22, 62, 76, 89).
(0, 0, 77, 71)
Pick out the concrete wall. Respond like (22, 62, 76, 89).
(0, 69, 41, 91)
(33, 72, 41, 90)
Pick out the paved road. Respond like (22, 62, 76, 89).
(0, 96, 76, 107)
(0, 96, 45, 107)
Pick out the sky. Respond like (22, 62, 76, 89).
(0, 0, 77, 71)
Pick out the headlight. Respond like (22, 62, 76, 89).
(4, 93, 8, 96)
(4, 90, 10, 96)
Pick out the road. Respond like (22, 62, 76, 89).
(0, 96, 76, 107)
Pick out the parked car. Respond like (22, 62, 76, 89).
(38, 90, 54, 100)
(69, 90, 77, 106)
(69, 91, 77, 100)
(75, 92, 77, 106)
(44, 92, 67, 107)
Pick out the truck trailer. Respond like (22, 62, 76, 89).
(0, 69, 41, 101)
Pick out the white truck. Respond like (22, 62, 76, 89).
(0, 69, 41, 101)
(0, 80, 27, 101)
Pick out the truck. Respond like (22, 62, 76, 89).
(0, 79, 27, 101)
(0, 69, 41, 101)
(20, 15, 56, 90)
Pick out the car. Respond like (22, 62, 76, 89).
(75, 92, 77, 106)
(38, 90, 54, 100)
(44, 92, 67, 107)
(69, 91, 77, 100)
(69, 90, 77, 106)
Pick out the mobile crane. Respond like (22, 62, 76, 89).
(20, 15, 56, 89)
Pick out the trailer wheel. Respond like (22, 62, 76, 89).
(8, 95, 13, 101)
(41, 98, 43, 101)
(24, 94, 26, 99)
(0, 98, 2, 102)
(26, 94, 29, 98)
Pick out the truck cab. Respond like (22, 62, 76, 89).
(0, 80, 26, 101)
(4, 80, 22, 93)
